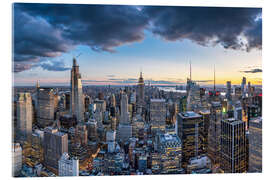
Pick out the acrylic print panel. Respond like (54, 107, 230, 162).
(12, 3, 262, 177)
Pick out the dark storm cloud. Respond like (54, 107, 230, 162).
(143, 6, 262, 51)
(240, 68, 262, 73)
(15, 3, 148, 52)
(13, 4, 262, 73)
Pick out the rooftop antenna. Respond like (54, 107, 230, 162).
(214, 64, 216, 91)
(189, 60, 192, 81)
(140, 67, 143, 78)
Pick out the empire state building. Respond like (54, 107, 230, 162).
(70, 58, 84, 123)
(137, 71, 145, 107)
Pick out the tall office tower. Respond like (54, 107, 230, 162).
(177, 111, 203, 168)
(58, 152, 79, 176)
(199, 110, 210, 154)
(226, 81, 232, 101)
(75, 123, 88, 146)
(150, 99, 166, 134)
(84, 95, 90, 112)
(186, 82, 201, 112)
(94, 99, 106, 113)
(106, 130, 116, 153)
(120, 92, 130, 124)
(37, 88, 55, 128)
(132, 116, 145, 138)
(248, 117, 262, 172)
(111, 116, 117, 131)
(86, 118, 97, 141)
(208, 101, 222, 166)
(241, 77, 247, 97)
(12, 143, 22, 176)
(130, 90, 136, 104)
(156, 133, 182, 174)
(247, 82, 251, 97)
(65, 92, 71, 111)
(16, 93, 32, 140)
(220, 118, 247, 173)
(70, 58, 84, 123)
(233, 101, 242, 120)
(110, 94, 116, 108)
(117, 92, 132, 142)
(43, 127, 68, 174)
(186, 61, 193, 95)
(137, 71, 145, 107)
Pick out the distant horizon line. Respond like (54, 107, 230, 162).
(12, 84, 262, 88)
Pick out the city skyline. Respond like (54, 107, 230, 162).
(13, 4, 262, 86)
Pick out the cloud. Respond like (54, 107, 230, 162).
(13, 63, 34, 73)
(15, 3, 148, 52)
(143, 6, 262, 51)
(39, 60, 70, 71)
(240, 68, 262, 73)
(13, 4, 262, 73)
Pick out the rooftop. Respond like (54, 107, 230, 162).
(179, 111, 202, 118)
(150, 98, 166, 103)
(222, 118, 245, 125)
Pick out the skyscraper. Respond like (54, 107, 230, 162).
(37, 87, 55, 128)
(150, 99, 166, 134)
(120, 92, 130, 124)
(70, 58, 84, 123)
(16, 93, 32, 140)
(177, 111, 203, 168)
(156, 133, 182, 174)
(220, 118, 247, 173)
(208, 101, 222, 167)
(58, 152, 79, 176)
(248, 117, 262, 172)
(199, 110, 210, 154)
(226, 81, 232, 101)
(186, 82, 201, 112)
(241, 77, 247, 98)
(12, 143, 22, 176)
(43, 127, 68, 174)
(137, 71, 145, 107)
(117, 92, 132, 142)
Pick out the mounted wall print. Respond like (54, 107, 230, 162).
(12, 3, 262, 177)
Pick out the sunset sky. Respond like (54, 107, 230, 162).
(13, 4, 262, 86)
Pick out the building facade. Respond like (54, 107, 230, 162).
(58, 152, 79, 176)
(177, 111, 203, 168)
(43, 127, 68, 174)
(70, 58, 84, 123)
(208, 101, 222, 166)
(248, 117, 262, 172)
(12, 143, 22, 176)
(16, 93, 32, 140)
(37, 88, 55, 128)
(150, 99, 166, 134)
(220, 118, 247, 173)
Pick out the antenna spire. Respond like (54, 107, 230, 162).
(214, 65, 216, 91)
(189, 60, 192, 81)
